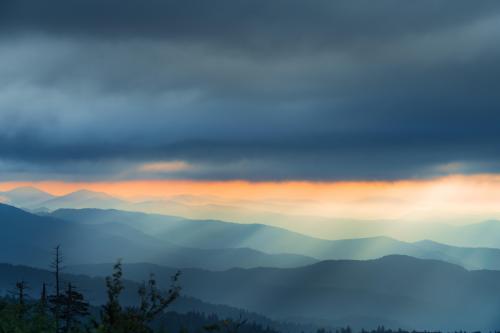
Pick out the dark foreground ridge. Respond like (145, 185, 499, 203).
(2, 253, 500, 333)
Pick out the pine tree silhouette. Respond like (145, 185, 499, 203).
(59, 283, 90, 333)
(49, 244, 64, 333)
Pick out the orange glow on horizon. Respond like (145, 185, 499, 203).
(2, 174, 500, 223)
(0, 178, 438, 200)
(0, 174, 498, 200)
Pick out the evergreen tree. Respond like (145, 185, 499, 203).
(32, 282, 56, 333)
(96, 260, 181, 333)
(137, 271, 181, 323)
(59, 283, 90, 333)
(99, 260, 125, 332)
(49, 245, 64, 333)
(31, 283, 56, 333)
(40, 283, 48, 312)
(10, 280, 29, 321)
(14, 281, 28, 309)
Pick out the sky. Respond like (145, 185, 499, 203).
(1, 1, 500, 223)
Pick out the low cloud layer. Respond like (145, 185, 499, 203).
(1, 1, 500, 181)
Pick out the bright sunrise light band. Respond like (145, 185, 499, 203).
(2, 174, 500, 223)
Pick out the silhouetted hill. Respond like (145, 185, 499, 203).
(38, 189, 127, 210)
(0, 203, 316, 269)
(0, 186, 55, 209)
(50, 208, 500, 270)
(0, 263, 321, 333)
(65, 256, 500, 331)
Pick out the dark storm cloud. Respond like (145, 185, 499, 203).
(1, 1, 499, 51)
(0, 1, 500, 181)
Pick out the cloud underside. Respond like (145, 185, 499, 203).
(1, 0, 500, 181)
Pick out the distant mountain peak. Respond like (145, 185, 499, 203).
(38, 189, 127, 210)
(4, 186, 52, 195)
(64, 189, 115, 198)
(0, 186, 55, 209)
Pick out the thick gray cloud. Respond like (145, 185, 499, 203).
(0, 1, 500, 181)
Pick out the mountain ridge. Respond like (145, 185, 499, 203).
(0, 203, 317, 270)
(63, 255, 500, 331)
(48, 207, 500, 270)
(6, 185, 500, 248)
